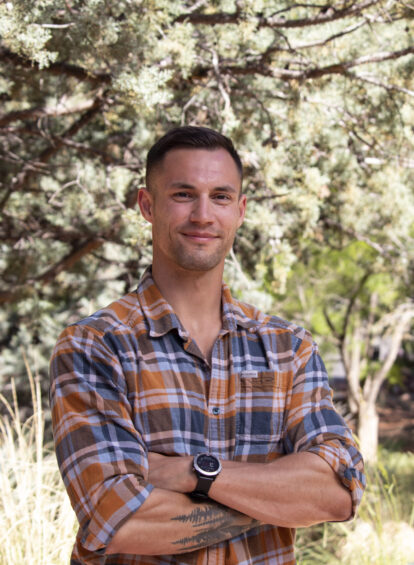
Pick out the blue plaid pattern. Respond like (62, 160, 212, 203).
(50, 268, 365, 564)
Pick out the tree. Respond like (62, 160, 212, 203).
(1, 1, 413, 459)
(277, 242, 414, 463)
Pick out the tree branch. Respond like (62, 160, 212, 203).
(291, 19, 368, 50)
(37, 237, 105, 285)
(0, 99, 98, 127)
(346, 319, 363, 414)
(190, 44, 414, 81)
(323, 306, 341, 342)
(347, 70, 414, 98)
(176, 0, 380, 28)
(341, 271, 371, 342)
(321, 218, 396, 257)
(0, 238, 103, 305)
(0, 47, 111, 85)
(0, 212, 89, 244)
(1, 126, 142, 170)
(364, 304, 414, 405)
(0, 176, 138, 305)
(0, 95, 106, 211)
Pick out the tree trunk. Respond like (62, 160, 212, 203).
(345, 323, 362, 416)
(357, 398, 379, 464)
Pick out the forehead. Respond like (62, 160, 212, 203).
(150, 148, 242, 188)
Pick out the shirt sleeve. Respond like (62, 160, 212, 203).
(49, 323, 154, 556)
(284, 336, 366, 518)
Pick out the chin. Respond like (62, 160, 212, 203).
(176, 256, 223, 272)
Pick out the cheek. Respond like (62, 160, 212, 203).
(153, 208, 183, 240)
(224, 211, 243, 232)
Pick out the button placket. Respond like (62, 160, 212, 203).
(206, 337, 223, 452)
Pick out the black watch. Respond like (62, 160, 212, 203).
(191, 453, 222, 499)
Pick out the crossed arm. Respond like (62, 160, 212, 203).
(106, 451, 352, 555)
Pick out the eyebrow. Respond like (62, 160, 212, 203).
(169, 182, 239, 193)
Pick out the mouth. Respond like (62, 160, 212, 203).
(181, 231, 219, 242)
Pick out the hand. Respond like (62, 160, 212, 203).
(147, 452, 197, 494)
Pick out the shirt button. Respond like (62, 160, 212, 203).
(212, 406, 221, 415)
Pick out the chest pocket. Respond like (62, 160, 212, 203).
(235, 371, 290, 460)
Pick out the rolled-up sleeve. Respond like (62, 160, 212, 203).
(285, 338, 366, 517)
(50, 324, 154, 555)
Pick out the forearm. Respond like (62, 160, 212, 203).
(109, 449, 352, 557)
(148, 451, 352, 529)
(209, 452, 352, 527)
(106, 486, 260, 556)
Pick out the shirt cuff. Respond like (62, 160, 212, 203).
(80, 476, 154, 553)
(308, 439, 366, 518)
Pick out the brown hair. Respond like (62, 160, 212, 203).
(145, 126, 243, 189)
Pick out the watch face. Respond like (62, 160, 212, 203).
(195, 453, 221, 475)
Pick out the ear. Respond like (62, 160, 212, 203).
(237, 194, 247, 228)
(138, 187, 153, 223)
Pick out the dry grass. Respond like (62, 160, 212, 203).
(296, 450, 414, 564)
(0, 359, 412, 564)
(0, 360, 76, 565)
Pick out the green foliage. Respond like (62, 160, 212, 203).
(385, 363, 405, 388)
(0, 0, 413, 404)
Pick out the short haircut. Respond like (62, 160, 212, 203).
(145, 126, 243, 189)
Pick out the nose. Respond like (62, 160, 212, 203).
(190, 195, 213, 224)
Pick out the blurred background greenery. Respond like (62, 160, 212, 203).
(0, 1, 413, 563)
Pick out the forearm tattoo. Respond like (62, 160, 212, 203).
(171, 502, 260, 551)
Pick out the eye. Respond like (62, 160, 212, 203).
(213, 193, 232, 202)
(172, 191, 193, 200)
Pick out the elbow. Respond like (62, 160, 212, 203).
(106, 525, 130, 555)
(329, 489, 353, 522)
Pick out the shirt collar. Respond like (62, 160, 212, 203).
(137, 267, 264, 338)
(221, 283, 264, 333)
(137, 267, 184, 338)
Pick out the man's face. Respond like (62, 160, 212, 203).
(139, 148, 246, 274)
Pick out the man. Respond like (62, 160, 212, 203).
(50, 126, 365, 565)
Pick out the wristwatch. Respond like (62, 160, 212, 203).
(191, 452, 222, 498)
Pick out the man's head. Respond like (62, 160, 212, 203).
(139, 126, 246, 276)
(145, 126, 243, 192)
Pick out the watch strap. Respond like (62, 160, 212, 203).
(192, 474, 215, 497)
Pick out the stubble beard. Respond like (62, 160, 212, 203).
(171, 241, 227, 272)
(164, 228, 237, 272)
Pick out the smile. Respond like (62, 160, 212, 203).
(181, 232, 218, 242)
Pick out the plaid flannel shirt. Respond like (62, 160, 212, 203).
(50, 268, 365, 565)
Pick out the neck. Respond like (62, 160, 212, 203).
(151, 261, 224, 349)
